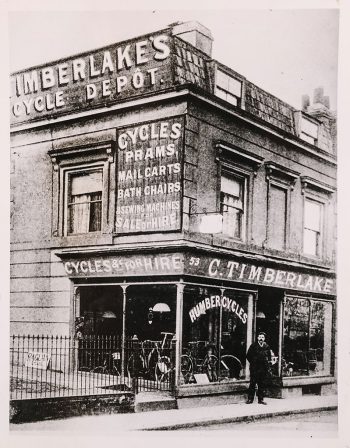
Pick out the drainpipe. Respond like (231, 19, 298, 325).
(175, 280, 184, 389)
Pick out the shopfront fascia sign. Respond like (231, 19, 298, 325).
(185, 255, 336, 295)
(10, 32, 173, 125)
(63, 253, 184, 277)
(116, 117, 183, 234)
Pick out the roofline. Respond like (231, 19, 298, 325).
(10, 87, 337, 167)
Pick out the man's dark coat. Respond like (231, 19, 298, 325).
(246, 341, 271, 379)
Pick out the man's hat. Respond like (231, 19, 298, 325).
(257, 331, 266, 337)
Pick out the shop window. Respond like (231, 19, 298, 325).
(220, 173, 246, 240)
(283, 297, 333, 377)
(215, 69, 242, 107)
(181, 285, 252, 384)
(66, 169, 103, 234)
(126, 285, 176, 341)
(303, 198, 323, 257)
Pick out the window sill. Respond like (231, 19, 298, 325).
(282, 375, 335, 387)
(54, 233, 114, 247)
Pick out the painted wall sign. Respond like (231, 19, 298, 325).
(116, 117, 184, 234)
(185, 254, 336, 295)
(189, 295, 248, 324)
(10, 32, 173, 124)
(63, 253, 184, 277)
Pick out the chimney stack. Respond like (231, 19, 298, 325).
(171, 21, 213, 57)
(301, 94, 310, 111)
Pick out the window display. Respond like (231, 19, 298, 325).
(181, 285, 251, 384)
(283, 297, 333, 377)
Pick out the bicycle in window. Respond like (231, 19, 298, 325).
(181, 340, 243, 383)
(127, 332, 174, 383)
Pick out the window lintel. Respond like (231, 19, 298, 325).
(216, 141, 264, 175)
(301, 176, 335, 195)
(49, 140, 115, 170)
(265, 161, 299, 187)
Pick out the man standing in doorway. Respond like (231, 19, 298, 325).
(246, 331, 271, 405)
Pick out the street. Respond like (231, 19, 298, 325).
(182, 410, 337, 436)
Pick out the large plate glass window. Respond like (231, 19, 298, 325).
(220, 173, 246, 240)
(66, 169, 103, 234)
(181, 285, 252, 384)
(283, 297, 333, 377)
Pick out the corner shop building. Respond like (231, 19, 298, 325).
(10, 21, 337, 400)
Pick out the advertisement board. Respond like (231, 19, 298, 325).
(116, 117, 184, 234)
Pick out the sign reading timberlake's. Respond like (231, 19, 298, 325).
(10, 32, 172, 124)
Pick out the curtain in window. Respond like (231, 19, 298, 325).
(69, 194, 91, 234)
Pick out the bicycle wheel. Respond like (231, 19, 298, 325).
(203, 355, 218, 382)
(180, 354, 193, 380)
(155, 356, 171, 382)
(220, 355, 242, 379)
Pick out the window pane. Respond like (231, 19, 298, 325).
(220, 175, 244, 239)
(222, 206, 242, 239)
(304, 200, 321, 231)
(283, 298, 310, 376)
(182, 285, 249, 383)
(301, 118, 318, 138)
(221, 176, 241, 197)
(283, 298, 333, 377)
(228, 77, 242, 97)
(68, 170, 103, 234)
(300, 133, 316, 145)
(303, 229, 318, 256)
(216, 70, 229, 90)
(310, 301, 332, 376)
(269, 185, 287, 250)
(71, 171, 102, 195)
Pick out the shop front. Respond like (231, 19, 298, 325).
(59, 248, 336, 398)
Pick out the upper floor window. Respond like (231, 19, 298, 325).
(220, 174, 245, 240)
(303, 198, 323, 257)
(67, 169, 103, 235)
(215, 69, 242, 107)
(300, 116, 318, 145)
(49, 140, 114, 239)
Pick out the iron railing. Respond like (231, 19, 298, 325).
(10, 334, 175, 400)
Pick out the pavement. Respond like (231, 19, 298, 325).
(11, 394, 337, 432)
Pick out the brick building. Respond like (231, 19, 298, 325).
(10, 21, 337, 401)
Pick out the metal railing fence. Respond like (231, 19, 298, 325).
(10, 334, 175, 400)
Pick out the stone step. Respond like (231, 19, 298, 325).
(134, 391, 177, 413)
